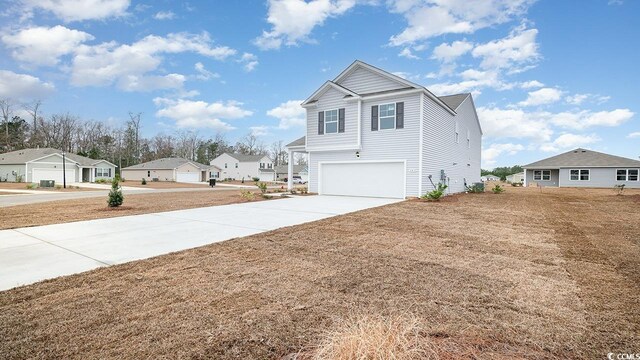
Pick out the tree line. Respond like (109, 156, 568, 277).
(0, 98, 302, 171)
(481, 165, 524, 181)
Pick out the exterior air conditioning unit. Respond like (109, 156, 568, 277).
(39, 180, 55, 188)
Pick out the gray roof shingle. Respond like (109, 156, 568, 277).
(122, 158, 211, 170)
(225, 153, 267, 162)
(0, 148, 114, 166)
(286, 136, 305, 148)
(438, 93, 469, 110)
(524, 148, 640, 168)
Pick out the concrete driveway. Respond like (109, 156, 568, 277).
(0, 195, 401, 291)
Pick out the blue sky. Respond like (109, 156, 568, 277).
(1, 0, 638, 167)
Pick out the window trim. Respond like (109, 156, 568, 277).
(378, 102, 396, 131)
(533, 170, 551, 181)
(324, 109, 339, 134)
(570, 169, 590, 181)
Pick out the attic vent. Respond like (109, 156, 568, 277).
(581, 150, 586, 153)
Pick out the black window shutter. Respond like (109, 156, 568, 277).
(318, 111, 324, 135)
(109, 168, 112, 177)
(396, 102, 404, 129)
(338, 108, 345, 133)
(371, 105, 378, 131)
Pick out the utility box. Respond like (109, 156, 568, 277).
(473, 182, 484, 191)
(39, 180, 55, 188)
(209, 179, 216, 187)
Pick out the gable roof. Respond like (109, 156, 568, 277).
(302, 80, 360, 105)
(438, 93, 470, 110)
(0, 148, 116, 167)
(286, 136, 306, 148)
(122, 158, 211, 170)
(224, 153, 268, 162)
(524, 148, 640, 168)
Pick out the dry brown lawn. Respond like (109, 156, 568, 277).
(1, 187, 639, 359)
(0, 189, 265, 230)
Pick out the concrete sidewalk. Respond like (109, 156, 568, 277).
(0, 196, 401, 291)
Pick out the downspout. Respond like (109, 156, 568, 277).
(418, 93, 424, 196)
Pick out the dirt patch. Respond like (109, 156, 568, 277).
(0, 189, 267, 230)
(0, 187, 638, 359)
(0, 182, 93, 192)
(0, 191, 26, 195)
(119, 180, 209, 189)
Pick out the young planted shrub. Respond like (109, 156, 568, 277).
(107, 177, 124, 207)
(421, 183, 448, 201)
(465, 183, 484, 193)
(141, 178, 147, 185)
(614, 184, 626, 195)
(252, 177, 260, 182)
(26, 183, 37, 190)
(491, 184, 505, 194)
(240, 190, 255, 201)
(257, 182, 268, 194)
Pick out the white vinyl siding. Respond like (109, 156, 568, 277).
(337, 67, 407, 94)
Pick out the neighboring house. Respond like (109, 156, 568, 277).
(481, 175, 500, 182)
(506, 172, 525, 183)
(121, 158, 218, 183)
(275, 164, 308, 181)
(0, 148, 116, 183)
(210, 153, 275, 181)
(523, 148, 640, 188)
(285, 60, 482, 199)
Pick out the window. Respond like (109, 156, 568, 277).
(379, 103, 396, 130)
(260, 163, 264, 169)
(617, 169, 639, 181)
(534, 170, 551, 181)
(235, 163, 238, 168)
(96, 168, 110, 177)
(571, 169, 590, 181)
(268, 163, 272, 169)
(224, 163, 227, 169)
(324, 109, 338, 133)
(147, 170, 150, 177)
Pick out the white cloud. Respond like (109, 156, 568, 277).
(565, 93, 610, 105)
(520, 80, 543, 89)
(23, 0, 130, 22)
(267, 100, 306, 129)
(154, 98, 252, 130)
(518, 87, 563, 106)
(431, 40, 473, 62)
(482, 143, 525, 166)
(1, 25, 94, 66)
(70, 32, 236, 91)
(388, 0, 536, 46)
(239, 53, 259, 72)
(250, 125, 270, 136)
(428, 69, 509, 95)
(399, 47, 420, 59)
(154, 11, 175, 20)
(194, 62, 219, 80)
(0, 70, 55, 100)
(547, 109, 634, 130)
(118, 74, 185, 92)
(627, 132, 640, 139)
(540, 133, 600, 152)
(477, 106, 553, 142)
(254, 0, 356, 50)
(471, 24, 540, 72)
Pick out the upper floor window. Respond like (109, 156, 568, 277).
(617, 169, 639, 181)
(224, 163, 227, 168)
(268, 163, 273, 169)
(260, 163, 264, 169)
(570, 169, 590, 181)
(379, 103, 396, 130)
(235, 163, 238, 168)
(325, 109, 338, 133)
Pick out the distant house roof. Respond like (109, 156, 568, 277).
(438, 93, 469, 110)
(0, 148, 116, 167)
(224, 153, 268, 162)
(258, 168, 275, 173)
(122, 158, 213, 170)
(286, 136, 306, 148)
(524, 148, 640, 168)
(274, 164, 307, 174)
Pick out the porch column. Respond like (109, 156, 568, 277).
(287, 150, 294, 191)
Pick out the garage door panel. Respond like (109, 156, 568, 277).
(32, 169, 75, 184)
(176, 172, 199, 183)
(320, 162, 405, 199)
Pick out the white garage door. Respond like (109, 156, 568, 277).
(32, 168, 76, 184)
(176, 172, 199, 183)
(320, 161, 405, 199)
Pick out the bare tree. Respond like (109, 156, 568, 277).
(294, 153, 308, 166)
(24, 100, 42, 145)
(128, 112, 142, 162)
(269, 140, 287, 166)
(0, 98, 14, 150)
(175, 131, 201, 160)
(235, 132, 266, 155)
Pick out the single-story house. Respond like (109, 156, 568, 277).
(523, 148, 640, 188)
(0, 148, 116, 184)
(210, 153, 275, 181)
(481, 175, 500, 182)
(285, 60, 482, 199)
(121, 158, 219, 183)
(275, 164, 308, 182)
(506, 172, 525, 183)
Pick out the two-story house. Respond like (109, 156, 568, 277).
(210, 153, 275, 181)
(285, 60, 482, 198)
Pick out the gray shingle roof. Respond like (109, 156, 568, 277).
(286, 136, 305, 148)
(122, 158, 211, 170)
(274, 164, 307, 174)
(0, 148, 114, 167)
(438, 93, 469, 110)
(225, 153, 267, 162)
(524, 148, 640, 168)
